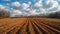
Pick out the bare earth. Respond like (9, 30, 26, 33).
(0, 18, 60, 34)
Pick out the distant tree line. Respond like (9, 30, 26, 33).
(47, 11, 60, 18)
(0, 9, 60, 18)
(0, 10, 10, 18)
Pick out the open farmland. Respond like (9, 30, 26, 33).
(0, 18, 60, 34)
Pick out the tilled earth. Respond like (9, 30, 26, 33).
(0, 18, 60, 34)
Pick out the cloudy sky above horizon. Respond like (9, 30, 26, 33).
(0, 0, 60, 17)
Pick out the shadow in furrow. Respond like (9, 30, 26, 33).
(46, 24, 60, 30)
(46, 26, 60, 34)
(6, 23, 19, 34)
(30, 19, 47, 34)
(26, 19, 30, 34)
(40, 22, 60, 33)
(37, 19, 60, 34)
(33, 19, 56, 34)
(7, 22, 26, 34)
(28, 19, 36, 34)
(16, 22, 27, 34)
(30, 21, 41, 34)
(32, 21, 47, 34)
(6, 19, 27, 34)
(38, 19, 60, 30)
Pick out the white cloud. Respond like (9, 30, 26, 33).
(21, 3, 30, 10)
(32, 0, 60, 15)
(34, 0, 42, 8)
(11, 10, 22, 17)
(1, 0, 60, 17)
(0, 4, 11, 11)
(26, 8, 30, 11)
(12, 2, 21, 7)
(0, 5, 5, 10)
(57, 6, 60, 11)
(28, 2, 31, 5)
(47, 0, 58, 10)
(30, 9, 39, 15)
(10, 2, 31, 17)
(45, 0, 50, 5)
(13, 10, 22, 15)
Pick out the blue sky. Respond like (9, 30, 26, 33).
(0, 0, 60, 17)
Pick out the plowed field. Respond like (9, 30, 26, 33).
(0, 18, 60, 34)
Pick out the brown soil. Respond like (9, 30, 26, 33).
(0, 18, 60, 34)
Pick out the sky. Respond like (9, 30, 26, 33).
(0, 0, 60, 17)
